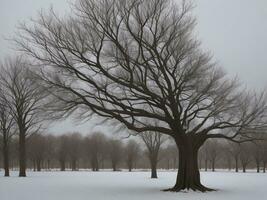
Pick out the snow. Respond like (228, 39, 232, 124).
(0, 170, 266, 200)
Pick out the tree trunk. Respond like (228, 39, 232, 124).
(263, 161, 266, 173)
(204, 159, 208, 171)
(71, 159, 77, 171)
(151, 161, 157, 178)
(242, 165, 246, 173)
(60, 159, 65, 171)
(37, 160, 41, 171)
(19, 132, 26, 177)
(164, 137, 213, 192)
(211, 160, 215, 172)
(256, 161, 260, 173)
(112, 162, 117, 171)
(235, 157, 239, 172)
(3, 142, 10, 177)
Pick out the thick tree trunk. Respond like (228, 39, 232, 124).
(19, 132, 26, 177)
(164, 137, 214, 192)
(3, 142, 10, 177)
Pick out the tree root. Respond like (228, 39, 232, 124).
(163, 184, 216, 193)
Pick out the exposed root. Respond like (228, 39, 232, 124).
(163, 184, 216, 193)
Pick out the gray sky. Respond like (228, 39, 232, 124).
(1, 0, 267, 134)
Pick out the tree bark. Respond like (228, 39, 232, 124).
(3, 142, 10, 177)
(150, 161, 157, 178)
(164, 137, 214, 192)
(19, 132, 26, 177)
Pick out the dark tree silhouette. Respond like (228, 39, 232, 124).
(28, 134, 46, 171)
(85, 132, 107, 171)
(239, 143, 252, 173)
(56, 135, 68, 171)
(140, 132, 166, 178)
(0, 88, 15, 176)
(108, 139, 123, 171)
(125, 139, 140, 172)
(16, 0, 267, 191)
(0, 58, 46, 177)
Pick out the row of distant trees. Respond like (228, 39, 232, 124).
(1, 132, 267, 176)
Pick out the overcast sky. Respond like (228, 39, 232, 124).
(1, 0, 267, 134)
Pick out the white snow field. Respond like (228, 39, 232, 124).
(0, 170, 266, 200)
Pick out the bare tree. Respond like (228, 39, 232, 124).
(108, 139, 123, 171)
(66, 133, 82, 171)
(262, 141, 267, 173)
(239, 143, 252, 173)
(0, 58, 46, 177)
(140, 132, 166, 178)
(16, 0, 267, 191)
(85, 132, 107, 171)
(28, 134, 46, 171)
(44, 134, 56, 170)
(56, 135, 68, 171)
(0, 91, 15, 176)
(205, 140, 221, 172)
(125, 139, 140, 171)
(222, 143, 233, 171)
(228, 143, 241, 172)
(251, 142, 262, 173)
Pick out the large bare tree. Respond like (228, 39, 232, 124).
(16, 0, 267, 191)
(0, 58, 46, 177)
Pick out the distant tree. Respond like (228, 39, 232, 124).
(140, 132, 166, 178)
(44, 135, 56, 170)
(56, 135, 69, 171)
(0, 89, 15, 176)
(66, 133, 82, 171)
(0, 58, 46, 177)
(262, 141, 267, 173)
(85, 132, 107, 171)
(108, 139, 123, 171)
(228, 143, 241, 172)
(125, 139, 140, 172)
(161, 144, 178, 170)
(239, 143, 252, 173)
(28, 134, 46, 171)
(206, 140, 221, 172)
(251, 142, 262, 173)
(222, 143, 233, 171)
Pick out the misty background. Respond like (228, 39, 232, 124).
(1, 0, 267, 134)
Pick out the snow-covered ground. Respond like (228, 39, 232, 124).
(0, 170, 266, 200)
